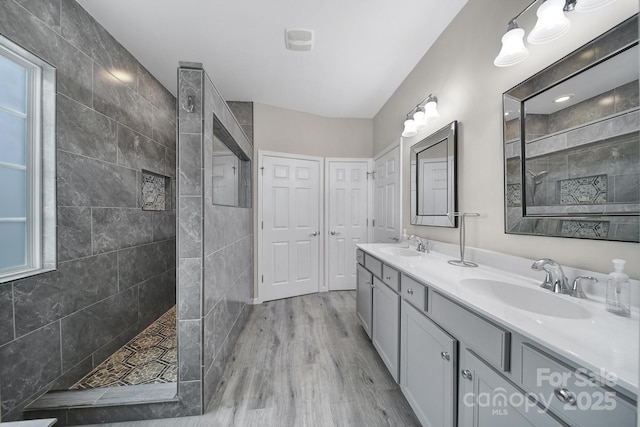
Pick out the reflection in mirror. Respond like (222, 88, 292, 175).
(411, 121, 457, 227)
(503, 16, 639, 242)
(212, 136, 239, 206)
(211, 132, 251, 208)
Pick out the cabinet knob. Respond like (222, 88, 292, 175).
(385, 276, 392, 280)
(407, 289, 414, 295)
(461, 369, 473, 381)
(554, 388, 576, 406)
(440, 352, 450, 361)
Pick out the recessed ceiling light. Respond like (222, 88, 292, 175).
(554, 94, 574, 103)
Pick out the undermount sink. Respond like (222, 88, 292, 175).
(460, 279, 592, 319)
(379, 246, 422, 257)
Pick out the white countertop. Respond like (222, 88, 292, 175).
(357, 243, 639, 396)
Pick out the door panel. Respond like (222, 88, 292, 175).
(373, 147, 401, 243)
(261, 154, 320, 302)
(327, 160, 369, 291)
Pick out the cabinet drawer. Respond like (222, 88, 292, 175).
(356, 249, 365, 266)
(521, 344, 637, 427)
(364, 253, 382, 278)
(430, 292, 510, 371)
(382, 264, 400, 292)
(401, 274, 427, 312)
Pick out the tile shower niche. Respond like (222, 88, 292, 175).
(142, 170, 172, 211)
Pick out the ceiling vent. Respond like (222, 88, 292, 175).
(285, 29, 314, 51)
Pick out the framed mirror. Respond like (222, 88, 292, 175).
(503, 16, 639, 242)
(411, 120, 458, 227)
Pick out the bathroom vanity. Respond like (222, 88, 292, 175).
(355, 244, 638, 427)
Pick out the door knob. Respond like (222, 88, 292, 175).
(330, 230, 341, 235)
(309, 231, 319, 237)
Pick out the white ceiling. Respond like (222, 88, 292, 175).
(77, 0, 468, 118)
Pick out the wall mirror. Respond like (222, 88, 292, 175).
(411, 120, 458, 227)
(503, 16, 638, 242)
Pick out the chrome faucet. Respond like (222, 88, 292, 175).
(408, 235, 430, 253)
(531, 258, 571, 295)
(571, 276, 597, 299)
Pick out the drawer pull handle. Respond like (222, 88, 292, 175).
(461, 369, 473, 381)
(554, 388, 576, 406)
(441, 352, 450, 361)
(407, 289, 414, 295)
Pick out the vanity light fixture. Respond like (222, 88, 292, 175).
(527, 0, 571, 44)
(401, 94, 439, 137)
(494, 0, 616, 67)
(402, 113, 418, 138)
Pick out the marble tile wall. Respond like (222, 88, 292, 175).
(0, 0, 176, 421)
(177, 64, 253, 415)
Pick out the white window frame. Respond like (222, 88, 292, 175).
(0, 36, 56, 283)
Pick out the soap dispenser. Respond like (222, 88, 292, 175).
(400, 229, 409, 248)
(606, 259, 630, 317)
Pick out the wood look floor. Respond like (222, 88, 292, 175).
(83, 291, 421, 427)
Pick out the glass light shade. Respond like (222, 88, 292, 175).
(402, 119, 417, 137)
(413, 109, 427, 130)
(575, 0, 617, 12)
(424, 100, 439, 120)
(494, 28, 529, 67)
(527, 0, 571, 44)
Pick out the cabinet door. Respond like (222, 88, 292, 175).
(372, 277, 400, 382)
(459, 349, 565, 427)
(401, 300, 456, 427)
(356, 264, 373, 339)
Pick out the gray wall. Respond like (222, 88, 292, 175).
(0, 0, 176, 420)
(177, 65, 253, 413)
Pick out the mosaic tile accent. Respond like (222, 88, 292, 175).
(71, 306, 176, 389)
(559, 174, 607, 205)
(559, 220, 610, 239)
(506, 184, 522, 207)
(141, 170, 171, 211)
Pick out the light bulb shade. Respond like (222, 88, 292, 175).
(402, 119, 417, 137)
(413, 109, 427, 130)
(494, 28, 529, 67)
(527, 0, 571, 44)
(575, 0, 617, 12)
(424, 100, 439, 120)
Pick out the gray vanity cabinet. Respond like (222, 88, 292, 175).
(459, 349, 565, 427)
(372, 276, 400, 382)
(356, 263, 373, 339)
(401, 300, 456, 427)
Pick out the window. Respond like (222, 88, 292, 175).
(0, 36, 56, 282)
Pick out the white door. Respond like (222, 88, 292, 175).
(420, 158, 448, 214)
(326, 159, 370, 291)
(373, 146, 401, 243)
(259, 153, 322, 302)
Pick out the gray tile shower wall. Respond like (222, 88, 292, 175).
(177, 65, 253, 415)
(0, 0, 176, 421)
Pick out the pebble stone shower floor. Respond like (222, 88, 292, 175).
(71, 306, 177, 389)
